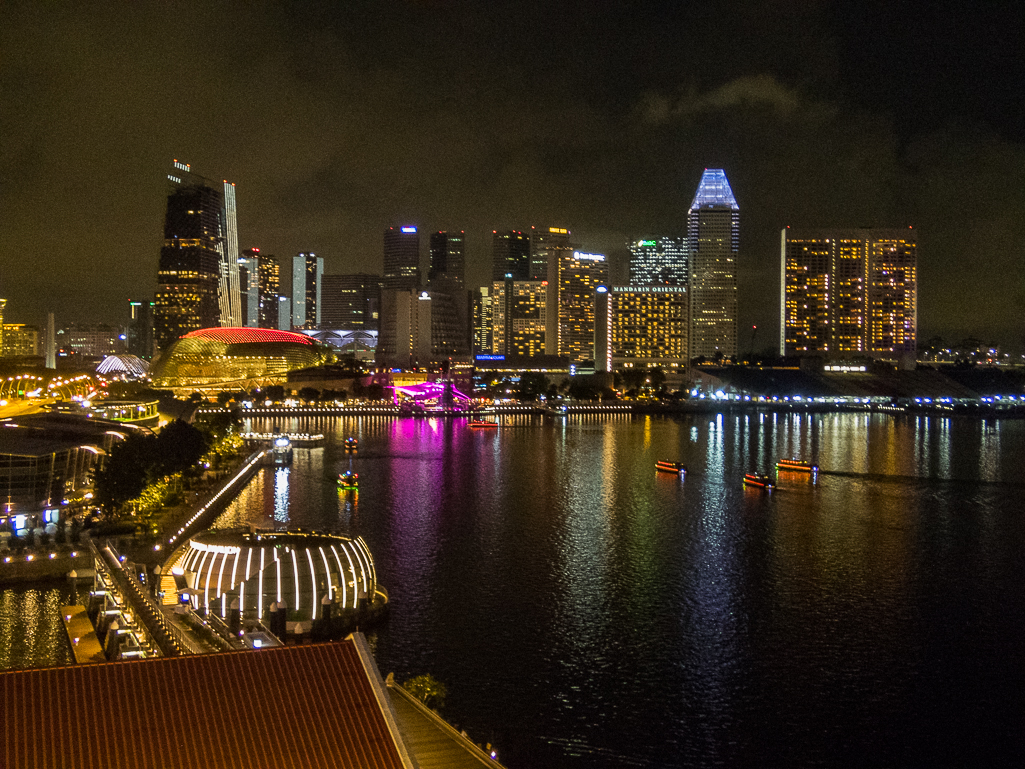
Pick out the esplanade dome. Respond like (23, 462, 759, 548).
(150, 327, 333, 389)
(172, 528, 380, 621)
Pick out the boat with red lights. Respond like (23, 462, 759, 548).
(338, 470, 359, 491)
(655, 460, 686, 476)
(776, 458, 818, 473)
(469, 419, 498, 428)
(743, 473, 774, 489)
(344, 437, 359, 454)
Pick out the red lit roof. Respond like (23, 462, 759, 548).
(0, 639, 410, 769)
(182, 327, 315, 345)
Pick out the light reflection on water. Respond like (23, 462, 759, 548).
(6, 412, 1021, 767)
(0, 583, 74, 670)
(209, 412, 1025, 767)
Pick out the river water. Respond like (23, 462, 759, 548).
(211, 412, 1024, 767)
(4, 412, 1024, 766)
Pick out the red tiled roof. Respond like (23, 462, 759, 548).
(0, 640, 408, 769)
(182, 327, 315, 345)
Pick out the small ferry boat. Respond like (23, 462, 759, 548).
(344, 437, 359, 454)
(337, 471, 359, 491)
(743, 473, 774, 489)
(468, 419, 498, 428)
(655, 460, 686, 476)
(776, 458, 819, 473)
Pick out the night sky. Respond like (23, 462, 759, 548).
(2, 1, 1023, 350)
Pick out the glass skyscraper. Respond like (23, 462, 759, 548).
(629, 237, 688, 286)
(291, 252, 324, 329)
(154, 160, 241, 350)
(383, 226, 421, 292)
(687, 169, 739, 360)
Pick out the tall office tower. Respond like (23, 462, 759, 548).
(781, 228, 917, 360)
(321, 273, 382, 330)
(492, 277, 547, 357)
(688, 169, 739, 360)
(291, 253, 324, 329)
(238, 249, 261, 327)
(383, 226, 421, 292)
(0, 298, 5, 356)
(491, 230, 531, 281)
(154, 160, 241, 349)
(593, 285, 689, 373)
(255, 250, 280, 329)
(472, 287, 494, 354)
(429, 231, 466, 284)
(546, 250, 609, 360)
(529, 226, 572, 280)
(629, 237, 688, 286)
(127, 300, 155, 359)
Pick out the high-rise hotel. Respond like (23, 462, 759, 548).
(781, 228, 917, 361)
(546, 249, 608, 361)
(594, 285, 689, 372)
(688, 169, 739, 359)
(154, 160, 242, 350)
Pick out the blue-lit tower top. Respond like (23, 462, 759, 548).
(690, 168, 739, 211)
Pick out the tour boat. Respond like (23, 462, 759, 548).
(337, 471, 359, 491)
(344, 437, 359, 454)
(743, 473, 774, 489)
(655, 460, 686, 477)
(469, 419, 498, 428)
(776, 458, 818, 473)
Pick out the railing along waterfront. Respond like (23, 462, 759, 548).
(94, 542, 188, 657)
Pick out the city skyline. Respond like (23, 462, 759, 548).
(1, 2, 1022, 349)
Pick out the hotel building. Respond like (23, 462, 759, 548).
(781, 228, 917, 361)
(492, 278, 547, 357)
(594, 285, 689, 372)
(546, 250, 608, 361)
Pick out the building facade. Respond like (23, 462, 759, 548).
(546, 250, 609, 361)
(127, 300, 154, 359)
(291, 253, 324, 329)
(472, 286, 494, 354)
(1, 324, 39, 358)
(492, 278, 547, 357)
(781, 228, 918, 360)
(154, 160, 241, 349)
(492, 230, 531, 281)
(238, 249, 260, 327)
(530, 226, 572, 281)
(429, 231, 465, 284)
(629, 237, 688, 286)
(321, 273, 382, 331)
(256, 250, 280, 329)
(594, 285, 689, 372)
(383, 226, 421, 292)
(688, 169, 739, 360)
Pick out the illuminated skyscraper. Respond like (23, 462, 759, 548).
(292, 253, 324, 329)
(530, 226, 572, 281)
(383, 226, 421, 292)
(629, 237, 688, 286)
(688, 169, 739, 360)
(492, 277, 547, 357)
(546, 250, 608, 361)
(593, 285, 689, 373)
(492, 230, 531, 281)
(238, 249, 260, 327)
(781, 228, 917, 360)
(255, 251, 280, 329)
(0, 298, 5, 357)
(472, 287, 494, 354)
(154, 160, 241, 350)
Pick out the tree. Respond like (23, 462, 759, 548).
(94, 432, 157, 514)
(515, 372, 549, 402)
(215, 390, 233, 408)
(403, 673, 448, 710)
(264, 385, 286, 402)
(154, 419, 209, 477)
(297, 386, 320, 404)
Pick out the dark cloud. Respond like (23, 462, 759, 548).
(0, 1, 1021, 349)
